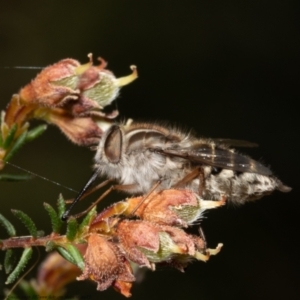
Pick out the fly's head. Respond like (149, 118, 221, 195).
(94, 125, 125, 180)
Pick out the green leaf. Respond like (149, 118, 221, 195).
(66, 243, 84, 271)
(3, 123, 17, 149)
(44, 202, 62, 234)
(4, 249, 16, 274)
(56, 246, 77, 265)
(57, 194, 66, 219)
(11, 210, 38, 238)
(0, 213, 16, 237)
(0, 173, 33, 181)
(78, 206, 97, 235)
(66, 217, 78, 241)
(25, 124, 47, 142)
(5, 247, 33, 285)
(4, 131, 27, 162)
(45, 241, 56, 252)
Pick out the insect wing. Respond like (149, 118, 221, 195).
(161, 146, 272, 176)
(211, 138, 258, 148)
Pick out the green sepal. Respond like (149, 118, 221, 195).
(57, 194, 66, 219)
(3, 131, 27, 162)
(0, 173, 33, 181)
(52, 75, 78, 90)
(56, 245, 77, 265)
(3, 123, 17, 149)
(11, 210, 38, 238)
(0, 213, 16, 237)
(5, 247, 33, 285)
(66, 217, 78, 241)
(4, 249, 16, 274)
(82, 74, 118, 107)
(78, 206, 97, 235)
(44, 202, 62, 234)
(65, 243, 85, 271)
(25, 124, 47, 143)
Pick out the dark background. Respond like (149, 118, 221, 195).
(0, 1, 299, 299)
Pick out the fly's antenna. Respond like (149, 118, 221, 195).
(61, 170, 99, 221)
(1, 66, 44, 70)
(2, 160, 78, 194)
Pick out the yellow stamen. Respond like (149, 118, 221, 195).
(116, 66, 138, 87)
(75, 53, 93, 75)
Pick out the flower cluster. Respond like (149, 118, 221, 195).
(77, 189, 224, 296)
(0, 54, 137, 169)
(24, 190, 224, 297)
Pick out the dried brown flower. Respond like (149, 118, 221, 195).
(1, 54, 137, 152)
(124, 189, 226, 227)
(77, 233, 135, 295)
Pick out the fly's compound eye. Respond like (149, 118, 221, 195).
(104, 125, 123, 164)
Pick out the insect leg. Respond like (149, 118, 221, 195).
(130, 180, 162, 216)
(173, 167, 207, 197)
(173, 167, 202, 189)
(70, 183, 139, 220)
(198, 168, 206, 196)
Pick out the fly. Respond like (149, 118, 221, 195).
(62, 122, 291, 220)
